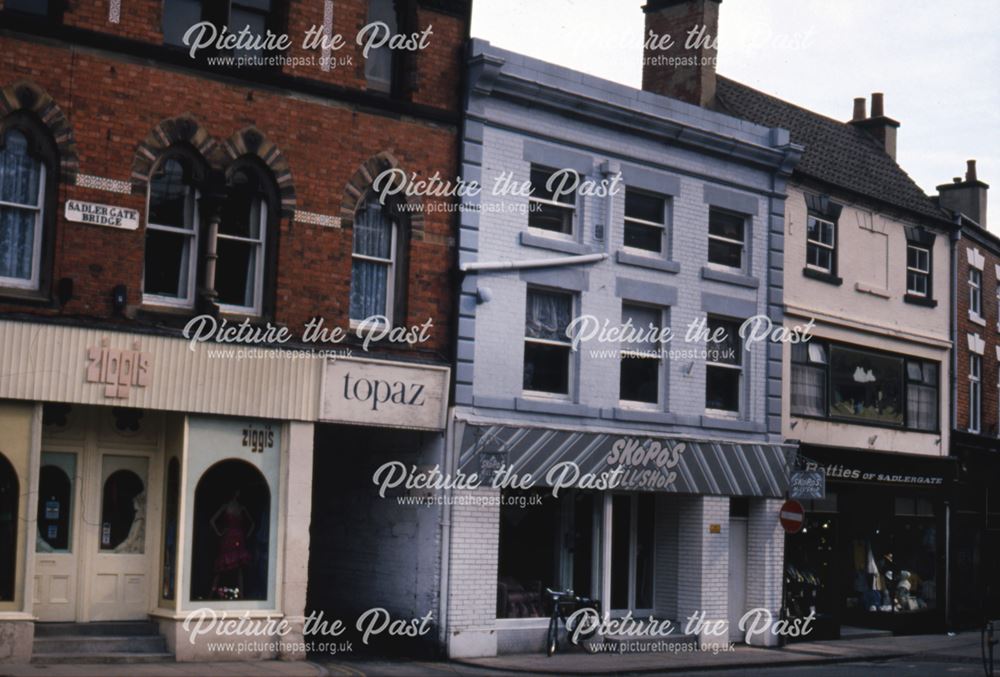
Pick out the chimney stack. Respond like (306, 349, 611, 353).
(641, 0, 721, 107)
(938, 159, 989, 228)
(849, 92, 900, 160)
(852, 97, 866, 122)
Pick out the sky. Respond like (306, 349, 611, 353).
(470, 0, 1000, 228)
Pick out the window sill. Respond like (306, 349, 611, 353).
(520, 231, 594, 255)
(515, 396, 599, 417)
(855, 282, 891, 299)
(613, 408, 694, 426)
(700, 415, 764, 433)
(969, 311, 987, 327)
(701, 266, 759, 289)
(615, 250, 680, 274)
(0, 285, 52, 307)
(802, 267, 843, 286)
(904, 294, 937, 308)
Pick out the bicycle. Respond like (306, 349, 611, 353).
(544, 587, 601, 656)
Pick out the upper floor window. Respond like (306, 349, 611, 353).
(906, 244, 930, 297)
(365, 0, 399, 93)
(350, 195, 398, 324)
(4, 0, 62, 21)
(163, 0, 279, 61)
(0, 129, 45, 290)
(705, 316, 743, 415)
(619, 303, 663, 405)
(623, 189, 667, 254)
(217, 168, 267, 314)
(523, 288, 574, 396)
(528, 166, 576, 236)
(790, 340, 939, 432)
(969, 354, 982, 434)
(806, 215, 836, 275)
(969, 268, 982, 317)
(144, 157, 199, 308)
(707, 208, 745, 270)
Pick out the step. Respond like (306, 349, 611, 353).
(33, 634, 169, 655)
(34, 621, 161, 638)
(839, 625, 895, 640)
(31, 652, 174, 665)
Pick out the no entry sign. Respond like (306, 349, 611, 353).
(779, 499, 805, 534)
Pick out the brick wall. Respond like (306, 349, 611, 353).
(744, 498, 784, 646)
(675, 496, 729, 643)
(0, 0, 468, 360)
(955, 237, 1000, 435)
(446, 488, 500, 658)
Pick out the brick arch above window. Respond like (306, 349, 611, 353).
(340, 151, 425, 238)
(220, 127, 296, 219)
(0, 80, 79, 181)
(130, 115, 222, 194)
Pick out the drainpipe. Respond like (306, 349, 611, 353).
(946, 217, 961, 631)
(460, 252, 607, 273)
(437, 412, 455, 652)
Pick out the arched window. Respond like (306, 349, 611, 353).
(0, 453, 18, 602)
(144, 156, 199, 307)
(350, 194, 401, 324)
(191, 460, 270, 601)
(0, 128, 45, 290)
(217, 165, 272, 315)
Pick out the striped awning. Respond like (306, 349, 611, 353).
(457, 422, 796, 498)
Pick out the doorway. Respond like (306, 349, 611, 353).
(607, 493, 655, 616)
(34, 406, 161, 623)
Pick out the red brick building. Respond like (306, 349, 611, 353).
(939, 161, 1000, 628)
(0, 0, 468, 662)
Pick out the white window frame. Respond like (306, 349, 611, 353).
(623, 188, 667, 256)
(970, 353, 982, 434)
(523, 288, 575, 400)
(349, 202, 397, 328)
(216, 195, 267, 316)
(906, 244, 930, 297)
(705, 316, 743, 418)
(619, 303, 664, 409)
(527, 165, 576, 239)
(805, 215, 836, 275)
(706, 208, 746, 272)
(0, 159, 45, 291)
(969, 268, 983, 317)
(142, 165, 199, 309)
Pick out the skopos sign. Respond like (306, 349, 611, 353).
(320, 356, 449, 431)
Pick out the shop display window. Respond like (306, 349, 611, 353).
(0, 453, 17, 601)
(190, 460, 271, 602)
(496, 489, 594, 619)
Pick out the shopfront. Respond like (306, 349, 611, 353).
(784, 445, 956, 637)
(0, 320, 317, 662)
(447, 420, 797, 656)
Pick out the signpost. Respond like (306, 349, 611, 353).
(779, 499, 805, 534)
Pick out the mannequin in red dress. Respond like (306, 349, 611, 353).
(210, 490, 255, 599)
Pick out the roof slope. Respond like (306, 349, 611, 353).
(715, 76, 948, 222)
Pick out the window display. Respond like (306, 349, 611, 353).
(190, 459, 270, 602)
(0, 453, 17, 602)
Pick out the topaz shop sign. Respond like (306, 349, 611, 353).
(321, 357, 449, 431)
(65, 200, 139, 230)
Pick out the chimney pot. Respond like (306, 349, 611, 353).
(871, 92, 885, 117)
(966, 159, 977, 182)
(954, 177, 962, 183)
(852, 97, 866, 121)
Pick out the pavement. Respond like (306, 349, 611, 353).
(0, 631, 993, 677)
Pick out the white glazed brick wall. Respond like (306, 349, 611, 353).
(472, 118, 771, 428)
(675, 496, 730, 642)
(446, 488, 501, 658)
(745, 498, 786, 647)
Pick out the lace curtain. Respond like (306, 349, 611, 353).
(525, 290, 572, 342)
(350, 198, 394, 319)
(0, 130, 41, 281)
